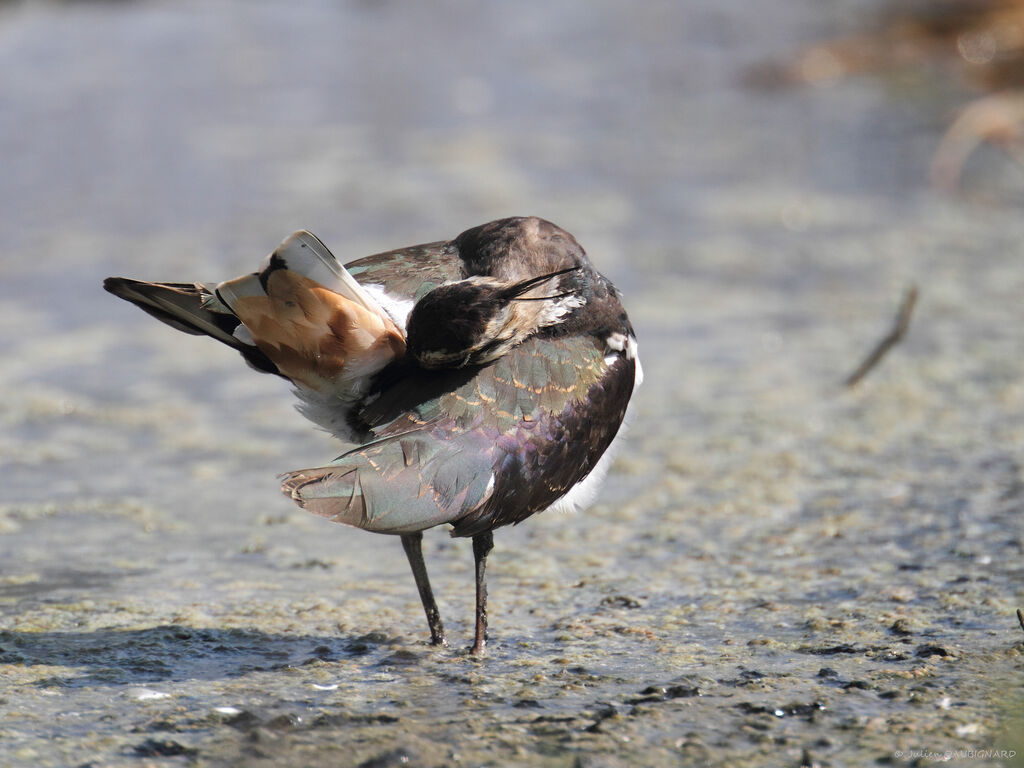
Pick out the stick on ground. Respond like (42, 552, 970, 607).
(845, 285, 918, 388)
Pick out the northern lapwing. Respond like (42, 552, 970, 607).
(105, 216, 642, 655)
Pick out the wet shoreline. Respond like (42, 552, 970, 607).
(3, 0, 1024, 765)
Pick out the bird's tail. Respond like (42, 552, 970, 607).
(105, 231, 406, 392)
(102, 277, 282, 375)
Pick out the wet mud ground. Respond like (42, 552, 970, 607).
(2, 0, 1024, 766)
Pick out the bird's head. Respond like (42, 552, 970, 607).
(405, 267, 585, 368)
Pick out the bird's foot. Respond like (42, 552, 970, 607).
(430, 631, 449, 648)
(469, 628, 488, 657)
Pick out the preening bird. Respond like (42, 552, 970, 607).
(104, 216, 641, 655)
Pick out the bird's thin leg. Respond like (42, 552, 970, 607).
(400, 532, 447, 647)
(471, 531, 494, 656)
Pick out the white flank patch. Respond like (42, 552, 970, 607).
(361, 283, 415, 333)
(312, 683, 339, 691)
(214, 706, 243, 715)
(605, 332, 627, 352)
(605, 334, 642, 385)
(545, 432, 620, 516)
(631, 338, 644, 386)
(293, 386, 362, 444)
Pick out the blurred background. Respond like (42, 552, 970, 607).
(3, 1, 1024, 766)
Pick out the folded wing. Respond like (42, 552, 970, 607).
(283, 333, 634, 537)
(281, 428, 498, 535)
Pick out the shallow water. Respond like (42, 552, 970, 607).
(2, 0, 1024, 766)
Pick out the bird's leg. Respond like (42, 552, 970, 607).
(471, 531, 494, 656)
(400, 532, 447, 647)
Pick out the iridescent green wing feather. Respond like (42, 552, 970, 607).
(356, 333, 608, 436)
(432, 334, 608, 432)
(346, 242, 465, 302)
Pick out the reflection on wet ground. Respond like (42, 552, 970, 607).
(2, 0, 1024, 765)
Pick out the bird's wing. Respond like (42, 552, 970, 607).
(344, 240, 465, 306)
(280, 427, 500, 535)
(283, 333, 636, 537)
(362, 333, 614, 435)
(441, 334, 636, 536)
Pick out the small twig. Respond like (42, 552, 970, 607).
(845, 285, 918, 387)
(1017, 608, 1024, 635)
